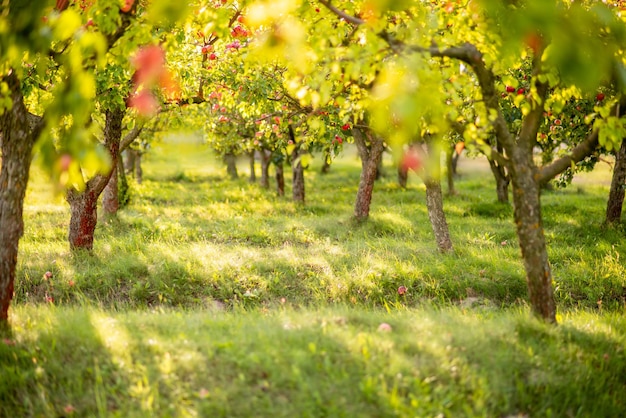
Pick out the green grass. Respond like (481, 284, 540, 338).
(2, 141, 625, 416)
(2, 307, 625, 417)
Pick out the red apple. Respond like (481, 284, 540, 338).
(505, 85, 516, 93)
(554, 119, 562, 126)
(341, 123, 351, 130)
(44, 271, 53, 280)
(334, 135, 343, 144)
(121, 0, 134, 13)
(517, 87, 525, 95)
(397, 285, 407, 295)
(209, 53, 217, 60)
(596, 93, 605, 102)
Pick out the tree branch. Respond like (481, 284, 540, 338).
(318, 0, 365, 25)
(120, 125, 144, 152)
(538, 98, 626, 184)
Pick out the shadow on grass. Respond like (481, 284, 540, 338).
(2, 308, 625, 417)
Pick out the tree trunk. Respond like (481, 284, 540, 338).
(509, 148, 556, 323)
(321, 153, 331, 174)
(0, 72, 41, 325)
(488, 152, 510, 203)
(249, 151, 256, 182)
(398, 165, 408, 188)
(353, 128, 385, 221)
(605, 139, 626, 225)
(445, 147, 456, 196)
(275, 161, 285, 196)
(67, 108, 123, 251)
(224, 152, 238, 180)
(102, 160, 119, 217)
(124, 149, 136, 175)
(291, 148, 305, 204)
(260, 150, 271, 189)
(117, 154, 130, 208)
(134, 152, 143, 184)
(376, 150, 384, 180)
(424, 142, 453, 252)
(425, 180, 453, 252)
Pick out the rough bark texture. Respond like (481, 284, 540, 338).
(425, 180, 453, 252)
(224, 152, 238, 180)
(249, 151, 256, 182)
(260, 150, 271, 189)
(291, 149, 305, 204)
(0, 72, 41, 324)
(353, 128, 385, 221)
(509, 148, 557, 323)
(275, 161, 285, 196)
(488, 157, 510, 203)
(424, 142, 453, 252)
(102, 161, 119, 217)
(67, 108, 123, 251)
(605, 139, 626, 225)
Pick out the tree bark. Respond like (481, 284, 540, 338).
(488, 157, 510, 203)
(249, 151, 256, 182)
(275, 160, 285, 196)
(605, 139, 626, 225)
(424, 142, 453, 252)
(398, 165, 408, 188)
(260, 150, 271, 189)
(509, 148, 557, 323)
(116, 154, 130, 208)
(321, 153, 331, 174)
(290, 142, 305, 204)
(134, 152, 143, 184)
(353, 128, 385, 221)
(224, 152, 238, 180)
(0, 71, 42, 325)
(67, 108, 123, 251)
(102, 160, 119, 217)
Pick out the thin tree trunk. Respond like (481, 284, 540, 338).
(260, 150, 271, 189)
(67, 108, 123, 251)
(605, 139, 626, 225)
(509, 148, 556, 323)
(102, 160, 119, 217)
(135, 152, 143, 184)
(249, 151, 256, 182)
(224, 152, 238, 180)
(124, 149, 136, 175)
(488, 157, 510, 203)
(424, 142, 453, 252)
(288, 126, 305, 204)
(321, 153, 331, 174)
(0, 72, 42, 325)
(398, 164, 408, 188)
(275, 161, 285, 196)
(353, 128, 385, 221)
(292, 151, 305, 204)
(117, 154, 130, 208)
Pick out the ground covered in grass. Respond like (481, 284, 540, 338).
(3, 140, 625, 416)
(2, 307, 626, 417)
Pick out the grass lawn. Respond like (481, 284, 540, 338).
(2, 139, 625, 417)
